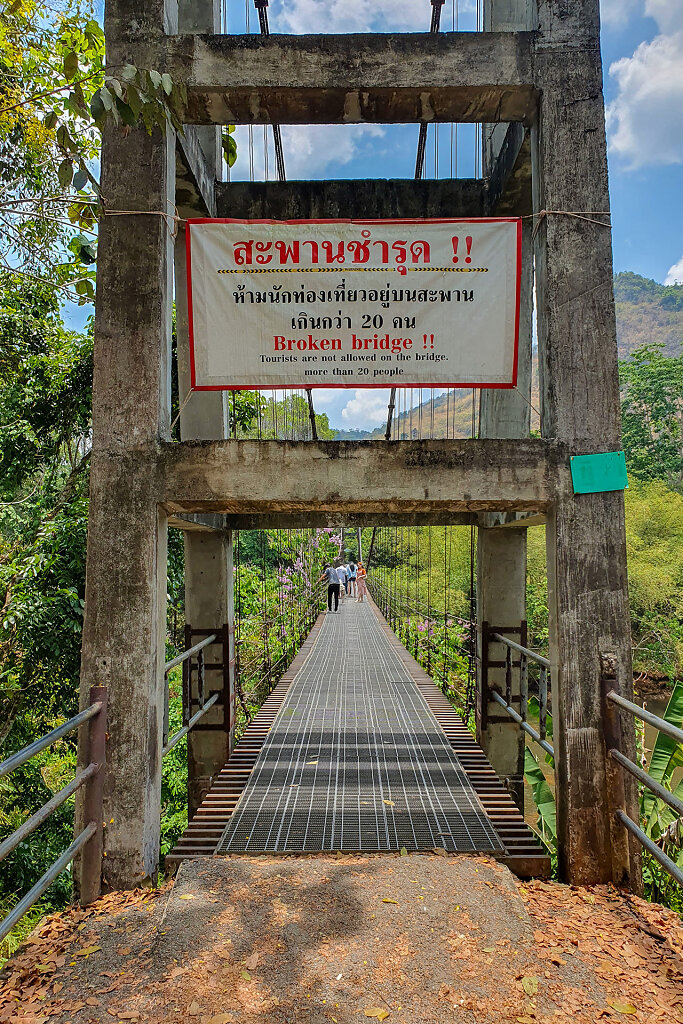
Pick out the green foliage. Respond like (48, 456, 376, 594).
(625, 481, 683, 678)
(638, 682, 683, 912)
(526, 480, 683, 679)
(619, 345, 683, 491)
(0, 0, 189, 300)
(523, 747, 556, 852)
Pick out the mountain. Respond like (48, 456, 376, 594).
(614, 272, 683, 358)
(331, 273, 683, 440)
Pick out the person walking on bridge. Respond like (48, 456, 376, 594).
(356, 561, 367, 603)
(336, 562, 348, 602)
(346, 559, 357, 597)
(320, 564, 340, 612)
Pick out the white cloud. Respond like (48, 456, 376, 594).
(311, 388, 335, 406)
(645, 0, 683, 34)
(341, 389, 392, 426)
(601, 0, 639, 27)
(607, 27, 683, 168)
(665, 254, 683, 284)
(272, 0, 439, 34)
(281, 124, 385, 178)
(229, 123, 385, 181)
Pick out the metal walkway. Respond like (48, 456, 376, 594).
(217, 601, 502, 854)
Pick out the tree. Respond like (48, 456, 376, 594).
(0, 0, 186, 303)
(620, 344, 683, 492)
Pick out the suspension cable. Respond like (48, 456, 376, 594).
(253, 0, 286, 181)
(415, 0, 445, 180)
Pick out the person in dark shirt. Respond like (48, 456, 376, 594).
(319, 564, 340, 612)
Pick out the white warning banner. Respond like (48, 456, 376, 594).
(187, 218, 521, 390)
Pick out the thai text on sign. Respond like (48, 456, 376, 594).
(186, 218, 521, 390)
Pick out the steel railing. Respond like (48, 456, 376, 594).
(485, 629, 554, 759)
(0, 686, 107, 943)
(163, 632, 220, 756)
(605, 687, 683, 887)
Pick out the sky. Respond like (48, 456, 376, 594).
(218, 0, 683, 430)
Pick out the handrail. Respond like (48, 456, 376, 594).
(490, 691, 555, 758)
(162, 691, 219, 756)
(606, 690, 683, 747)
(616, 810, 683, 888)
(491, 633, 551, 669)
(0, 687, 107, 944)
(0, 824, 97, 944)
(164, 633, 217, 673)
(0, 702, 103, 779)
(605, 683, 683, 889)
(0, 763, 99, 864)
(609, 748, 683, 819)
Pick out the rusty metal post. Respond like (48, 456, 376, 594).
(79, 685, 107, 906)
(478, 621, 490, 735)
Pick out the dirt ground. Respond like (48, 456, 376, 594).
(2, 853, 683, 1024)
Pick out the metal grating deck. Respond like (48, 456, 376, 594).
(217, 601, 503, 854)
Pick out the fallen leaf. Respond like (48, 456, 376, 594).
(240, 969, 252, 981)
(214, 948, 232, 961)
(76, 945, 102, 956)
(118, 1013, 140, 1021)
(86, 997, 100, 1006)
(382, 898, 399, 905)
(383, 800, 395, 807)
(521, 976, 538, 997)
(364, 1010, 390, 1021)
(188, 1002, 202, 1016)
(400, 847, 408, 856)
(204, 1015, 233, 1024)
(244, 952, 259, 970)
(179, 894, 196, 900)
(482, 946, 495, 953)
(607, 1000, 638, 1016)
(118, 947, 132, 956)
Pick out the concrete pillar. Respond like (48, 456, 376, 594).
(177, 0, 221, 176)
(477, 222, 533, 810)
(76, 0, 177, 888)
(532, 0, 639, 887)
(175, 226, 235, 816)
(183, 531, 234, 815)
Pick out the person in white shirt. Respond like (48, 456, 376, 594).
(336, 563, 348, 601)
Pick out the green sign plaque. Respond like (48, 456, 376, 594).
(570, 451, 629, 495)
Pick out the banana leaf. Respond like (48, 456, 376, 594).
(643, 681, 683, 830)
(524, 746, 556, 848)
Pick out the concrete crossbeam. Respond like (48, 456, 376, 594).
(158, 32, 538, 125)
(159, 438, 561, 517)
(215, 178, 490, 220)
(170, 511, 478, 531)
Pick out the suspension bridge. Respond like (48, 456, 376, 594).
(167, 595, 548, 874)
(7, 0, 683, 1007)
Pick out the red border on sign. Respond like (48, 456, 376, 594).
(186, 217, 522, 392)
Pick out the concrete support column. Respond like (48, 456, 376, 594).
(183, 531, 234, 816)
(477, 530, 528, 807)
(477, 222, 533, 810)
(175, 227, 234, 816)
(532, 0, 639, 887)
(76, 108, 175, 887)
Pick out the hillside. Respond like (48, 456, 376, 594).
(615, 271, 683, 358)
(334, 272, 683, 440)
